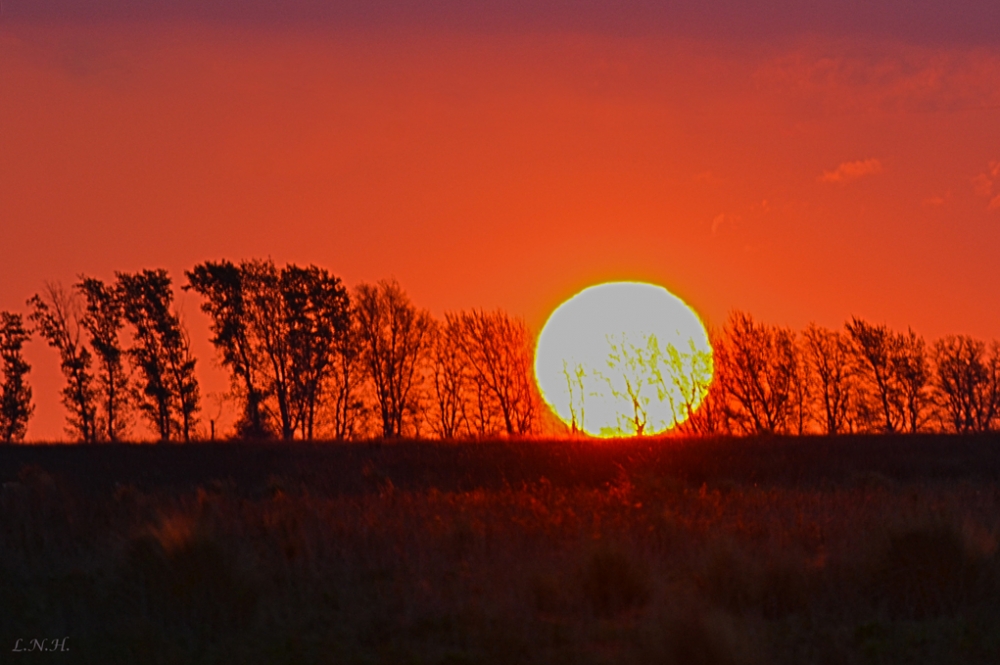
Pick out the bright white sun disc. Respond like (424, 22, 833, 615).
(534, 282, 713, 437)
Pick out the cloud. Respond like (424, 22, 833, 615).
(922, 194, 948, 207)
(973, 172, 993, 197)
(973, 161, 1000, 209)
(819, 158, 883, 184)
(754, 48, 1000, 117)
(711, 214, 726, 235)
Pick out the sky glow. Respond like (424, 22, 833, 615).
(1, 1, 998, 439)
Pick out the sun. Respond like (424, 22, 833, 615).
(534, 282, 713, 437)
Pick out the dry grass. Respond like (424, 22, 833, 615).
(1, 435, 1000, 663)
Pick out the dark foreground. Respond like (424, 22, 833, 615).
(2, 434, 1000, 664)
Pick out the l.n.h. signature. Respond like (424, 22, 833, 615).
(12, 638, 69, 652)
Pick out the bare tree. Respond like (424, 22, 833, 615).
(354, 280, 432, 438)
(429, 316, 470, 439)
(0, 312, 33, 443)
(562, 359, 588, 435)
(652, 337, 716, 435)
(802, 324, 855, 434)
(324, 316, 366, 440)
(788, 340, 812, 435)
(846, 318, 932, 433)
(118, 270, 200, 442)
(714, 311, 800, 435)
(933, 335, 1000, 433)
(895, 328, 933, 433)
(77, 277, 130, 442)
(28, 284, 98, 443)
(672, 327, 728, 436)
(845, 318, 903, 433)
(601, 332, 656, 436)
(452, 310, 536, 437)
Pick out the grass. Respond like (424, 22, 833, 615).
(1, 434, 999, 663)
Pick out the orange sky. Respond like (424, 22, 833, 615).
(2, 22, 999, 440)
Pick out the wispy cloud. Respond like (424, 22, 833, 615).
(819, 158, 883, 184)
(973, 161, 1000, 211)
(711, 213, 727, 235)
(755, 48, 1000, 117)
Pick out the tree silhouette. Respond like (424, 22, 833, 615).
(933, 335, 999, 433)
(429, 316, 471, 439)
(118, 270, 200, 442)
(77, 276, 130, 442)
(451, 310, 536, 437)
(355, 279, 432, 438)
(650, 336, 715, 435)
(186, 260, 270, 439)
(0, 312, 33, 443)
(602, 332, 656, 436)
(239, 260, 303, 439)
(188, 259, 351, 441)
(28, 284, 98, 443)
(715, 311, 801, 434)
(802, 324, 855, 435)
(673, 328, 728, 436)
(894, 328, 933, 433)
(281, 264, 351, 440)
(562, 359, 587, 435)
(846, 318, 932, 433)
(845, 318, 903, 433)
(325, 313, 365, 440)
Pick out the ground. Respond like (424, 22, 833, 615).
(2, 434, 999, 664)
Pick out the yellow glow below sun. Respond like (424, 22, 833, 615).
(534, 282, 713, 437)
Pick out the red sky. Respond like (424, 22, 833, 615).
(2, 3, 999, 439)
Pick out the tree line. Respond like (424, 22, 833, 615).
(682, 311, 1000, 436)
(0, 260, 538, 442)
(1, 264, 998, 442)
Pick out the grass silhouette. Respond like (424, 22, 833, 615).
(1, 434, 999, 663)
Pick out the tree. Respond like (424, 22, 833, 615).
(671, 327, 727, 436)
(77, 276, 130, 441)
(355, 279, 432, 438)
(845, 318, 903, 433)
(28, 283, 98, 443)
(714, 311, 801, 435)
(802, 324, 856, 434)
(602, 332, 656, 435)
(452, 309, 537, 437)
(429, 316, 471, 439)
(846, 318, 932, 433)
(118, 269, 200, 442)
(894, 328, 933, 433)
(651, 337, 715, 435)
(325, 315, 366, 440)
(0, 312, 33, 443)
(186, 260, 270, 438)
(188, 260, 351, 441)
(281, 264, 351, 440)
(933, 335, 1000, 433)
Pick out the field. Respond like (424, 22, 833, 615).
(2, 435, 1000, 664)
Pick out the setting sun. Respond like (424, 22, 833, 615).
(534, 282, 713, 437)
